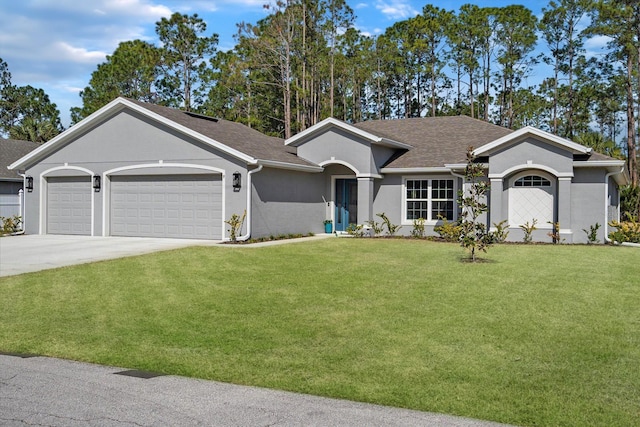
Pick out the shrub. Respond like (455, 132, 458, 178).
(520, 219, 537, 244)
(376, 212, 401, 236)
(490, 220, 509, 243)
(620, 185, 639, 221)
(547, 221, 563, 244)
(582, 223, 601, 244)
(225, 210, 246, 242)
(365, 219, 384, 236)
(608, 219, 640, 243)
(346, 223, 365, 237)
(411, 218, 426, 238)
(1, 215, 22, 235)
(434, 217, 462, 242)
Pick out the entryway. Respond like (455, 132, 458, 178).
(334, 178, 357, 232)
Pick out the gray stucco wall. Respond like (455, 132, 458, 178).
(296, 128, 382, 176)
(22, 109, 248, 236)
(571, 168, 610, 244)
(489, 137, 574, 176)
(250, 167, 325, 238)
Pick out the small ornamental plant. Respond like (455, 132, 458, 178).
(458, 147, 492, 262)
(225, 210, 246, 242)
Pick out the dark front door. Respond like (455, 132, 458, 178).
(335, 179, 358, 232)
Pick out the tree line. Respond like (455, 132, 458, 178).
(1, 0, 638, 210)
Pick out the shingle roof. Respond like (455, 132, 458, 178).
(126, 99, 314, 167)
(352, 116, 514, 168)
(1, 139, 39, 180)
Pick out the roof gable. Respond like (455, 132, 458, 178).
(472, 126, 591, 157)
(285, 117, 412, 150)
(9, 98, 318, 171)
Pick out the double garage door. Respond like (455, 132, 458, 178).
(46, 174, 222, 239)
(111, 175, 222, 240)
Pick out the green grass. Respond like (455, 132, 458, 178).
(1, 239, 639, 426)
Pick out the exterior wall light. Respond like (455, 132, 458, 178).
(93, 175, 101, 192)
(232, 171, 241, 192)
(26, 176, 33, 192)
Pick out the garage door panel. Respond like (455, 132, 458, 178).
(110, 174, 222, 239)
(47, 176, 92, 235)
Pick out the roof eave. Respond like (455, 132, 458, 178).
(257, 159, 324, 172)
(381, 166, 456, 174)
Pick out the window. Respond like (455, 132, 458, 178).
(514, 175, 551, 187)
(405, 178, 455, 221)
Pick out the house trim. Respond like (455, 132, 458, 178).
(381, 167, 453, 174)
(257, 159, 323, 172)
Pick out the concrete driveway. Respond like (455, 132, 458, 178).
(0, 234, 220, 277)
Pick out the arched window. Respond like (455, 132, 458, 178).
(513, 175, 551, 187)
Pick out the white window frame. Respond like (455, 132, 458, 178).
(402, 176, 457, 225)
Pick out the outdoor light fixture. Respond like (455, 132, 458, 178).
(232, 171, 241, 191)
(25, 176, 33, 192)
(93, 175, 101, 192)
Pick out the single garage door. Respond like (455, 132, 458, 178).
(47, 176, 92, 235)
(110, 174, 222, 239)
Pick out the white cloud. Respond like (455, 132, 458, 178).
(54, 42, 108, 64)
(375, 0, 419, 20)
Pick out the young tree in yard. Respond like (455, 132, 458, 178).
(459, 147, 492, 262)
(156, 13, 218, 111)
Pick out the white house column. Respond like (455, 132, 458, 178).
(558, 177, 572, 242)
(357, 177, 374, 224)
(489, 178, 504, 230)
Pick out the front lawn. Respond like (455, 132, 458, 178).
(1, 239, 638, 426)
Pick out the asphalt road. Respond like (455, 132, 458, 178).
(0, 354, 513, 427)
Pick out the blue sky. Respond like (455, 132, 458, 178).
(1, 0, 603, 128)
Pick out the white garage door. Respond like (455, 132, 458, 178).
(110, 174, 222, 239)
(509, 175, 554, 226)
(47, 176, 92, 235)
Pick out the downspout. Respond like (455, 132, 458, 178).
(235, 164, 263, 242)
(604, 167, 625, 244)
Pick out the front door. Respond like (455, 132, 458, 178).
(335, 179, 358, 232)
